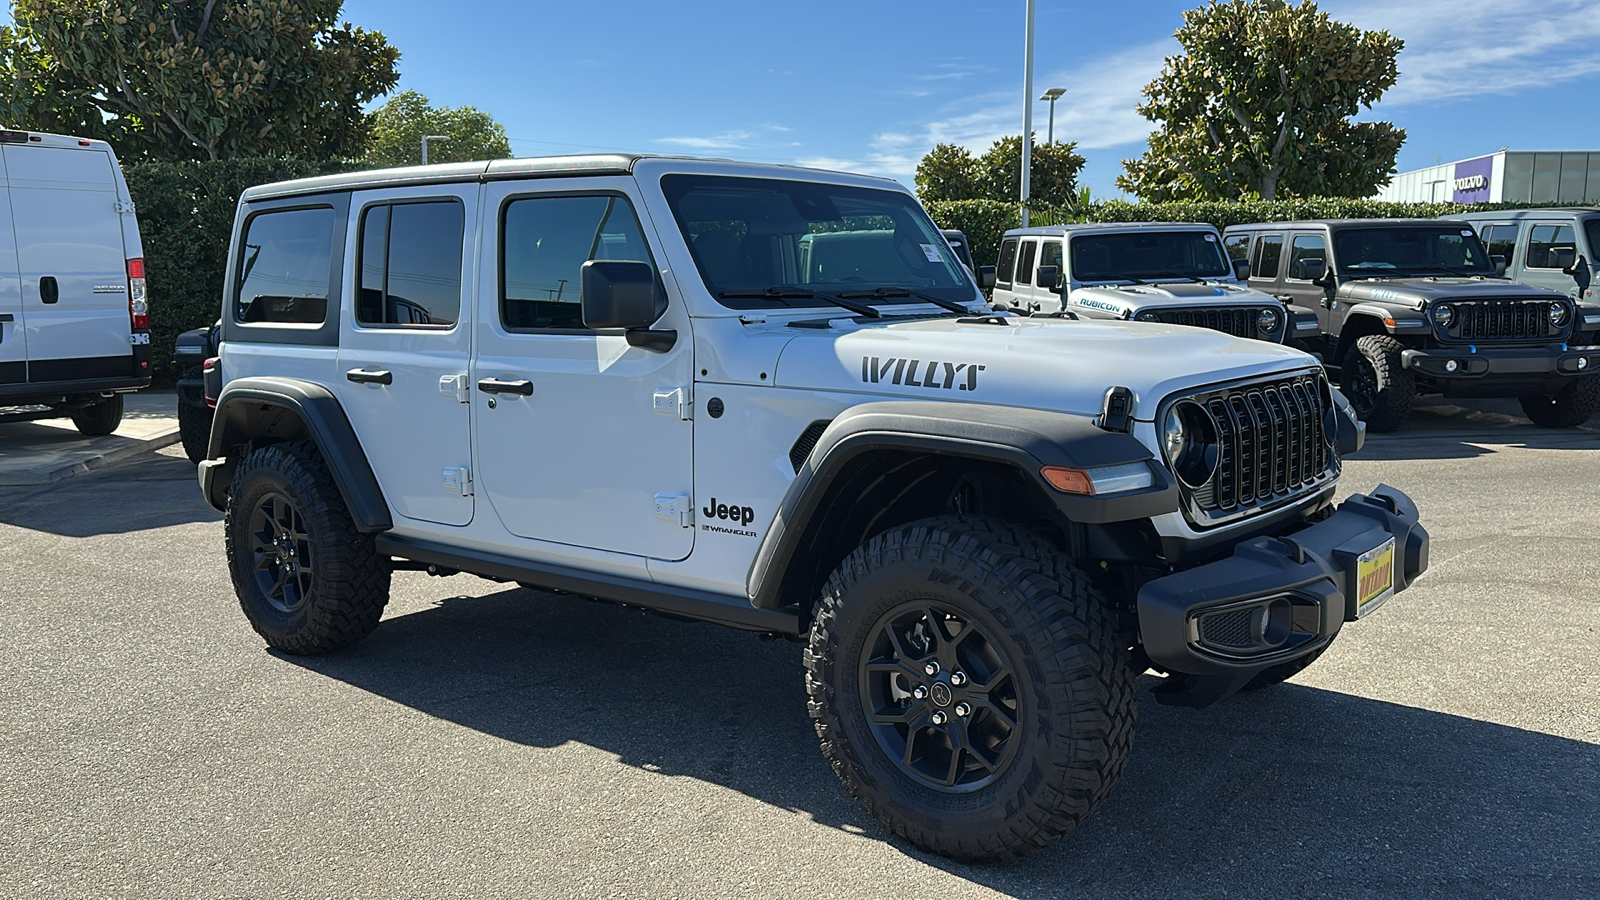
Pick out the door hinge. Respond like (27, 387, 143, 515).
(654, 492, 693, 527)
(439, 373, 470, 403)
(443, 466, 473, 496)
(653, 387, 691, 420)
(114, 198, 136, 215)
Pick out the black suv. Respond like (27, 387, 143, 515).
(1224, 219, 1600, 431)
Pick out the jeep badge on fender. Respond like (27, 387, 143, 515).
(201, 152, 1429, 865)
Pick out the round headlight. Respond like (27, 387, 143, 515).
(1550, 302, 1569, 327)
(1258, 307, 1283, 333)
(1136, 311, 1161, 322)
(1163, 401, 1220, 489)
(1433, 303, 1454, 326)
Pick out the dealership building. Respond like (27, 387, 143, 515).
(1372, 150, 1600, 204)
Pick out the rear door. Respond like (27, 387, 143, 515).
(0, 155, 24, 390)
(3, 145, 131, 384)
(337, 185, 477, 528)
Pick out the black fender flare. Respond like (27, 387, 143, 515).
(745, 400, 1177, 608)
(199, 376, 393, 532)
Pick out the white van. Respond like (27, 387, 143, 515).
(0, 129, 149, 434)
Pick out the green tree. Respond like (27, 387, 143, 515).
(1117, 0, 1405, 202)
(914, 135, 1085, 208)
(1, 1, 399, 161)
(361, 90, 512, 168)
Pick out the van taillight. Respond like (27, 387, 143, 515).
(127, 258, 148, 330)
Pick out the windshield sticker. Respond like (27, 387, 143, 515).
(862, 356, 985, 391)
(1204, 234, 1217, 242)
(919, 243, 944, 263)
(1461, 230, 1474, 237)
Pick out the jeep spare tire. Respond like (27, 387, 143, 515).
(805, 515, 1135, 862)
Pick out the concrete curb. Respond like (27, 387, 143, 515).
(0, 427, 183, 486)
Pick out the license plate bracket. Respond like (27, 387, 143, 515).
(1348, 536, 1396, 620)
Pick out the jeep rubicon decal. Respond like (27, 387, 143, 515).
(860, 356, 986, 391)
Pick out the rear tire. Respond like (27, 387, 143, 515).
(70, 394, 123, 436)
(225, 440, 390, 654)
(1519, 376, 1600, 428)
(1341, 334, 1414, 433)
(805, 515, 1135, 862)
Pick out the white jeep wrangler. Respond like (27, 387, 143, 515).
(198, 156, 1428, 862)
(989, 222, 1319, 344)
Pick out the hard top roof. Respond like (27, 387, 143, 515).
(1444, 207, 1600, 219)
(1224, 218, 1489, 231)
(1003, 221, 1219, 238)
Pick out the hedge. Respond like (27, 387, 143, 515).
(125, 157, 336, 381)
(926, 197, 1600, 269)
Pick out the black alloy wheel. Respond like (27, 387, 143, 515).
(248, 491, 315, 614)
(859, 601, 1021, 793)
(1345, 353, 1381, 418)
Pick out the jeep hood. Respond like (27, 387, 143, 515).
(1338, 277, 1564, 307)
(771, 315, 1316, 420)
(1068, 282, 1275, 316)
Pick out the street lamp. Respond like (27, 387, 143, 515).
(420, 135, 450, 165)
(1040, 87, 1066, 144)
(1021, 0, 1035, 227)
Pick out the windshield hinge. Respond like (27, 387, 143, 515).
(738, 314, 767, 325)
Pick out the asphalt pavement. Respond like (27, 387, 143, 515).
(0, 400, 1595, 899)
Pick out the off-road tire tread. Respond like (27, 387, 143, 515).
(1519, 375, 1600, 428)
(70, 393, 123, 436)
(177, 395, 211, 464)
(804, 515, 1135, 863)
(1240, 641, 1331, 691)
(1345, 334, 1414, 433)
(225, 439, 389, 654)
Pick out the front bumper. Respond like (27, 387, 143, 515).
(1401, 344, 1600, 380)
(1137, 485, 1427, 706)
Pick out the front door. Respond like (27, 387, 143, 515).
(472, 179, 695, 561)
(1521, 222, 1580, 298)
(1279, 232, 1334, 333)
(337, 185, 476, 528)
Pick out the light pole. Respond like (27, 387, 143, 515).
(420, 135, 449, 165)
(1041, 87, 1065, 144)
(1021, 0, 1035, 227)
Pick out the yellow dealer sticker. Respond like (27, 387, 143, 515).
(1355, 538, 1396, 617)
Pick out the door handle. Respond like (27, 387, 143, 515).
(346, 368, 393, 385)
(477, 377, 534, 396)
(39, 276, 58, 304)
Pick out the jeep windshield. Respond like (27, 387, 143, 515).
(1069, 230, 1230, 282)
(1333, 226, 1495, 278)
(661, 174, 977, 311)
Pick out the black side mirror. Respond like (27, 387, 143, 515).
(978, 266, 997, 291)
(1551, 247, 1577, 271)
(1231, 259, 1250, 281)
(1297, 258, 1327, 283)
(1490, 254, 1507, 276)
(1567, 254, 1592, 294)
(1035, 265, 1061, 293)
(581, 260, 676, 350)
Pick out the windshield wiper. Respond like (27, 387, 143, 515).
(1148, 272, 1204, 283)
(717, 286, 880, 318)
(835, 286, 976, 315)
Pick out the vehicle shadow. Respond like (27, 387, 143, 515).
(285, 584, 1599, 899)
(1350, 400, 1598, 461)
(0, 449, 219, 536)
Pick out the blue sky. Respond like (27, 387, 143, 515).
(12, 1, 1600, 196)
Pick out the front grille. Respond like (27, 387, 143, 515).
(1147, 307, 1263, 340)
(1446, 299, 1560, 342)
(1179, 371, 1337, 525)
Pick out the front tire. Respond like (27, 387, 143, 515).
(805, 516, 1135, 862)
(225, 440, 390, 654)
(1519, 376, 1600, 428)
(1342, 334, 1415, 433)
(70, 394, 123, 436)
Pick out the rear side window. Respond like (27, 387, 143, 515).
(1224, 234, 1251, 262)
(357, 201, 465, 328)
(1250, 234, 1284, 281)
(995, 239, 1018, 286)
(501, 193, 655, 331)
(1016, 240, 1038, 286)
(1527, 224, 1576, 269)
(1480, 223, 1518, 264)
(235, 207, 336, 324)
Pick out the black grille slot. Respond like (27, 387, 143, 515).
(1184, 372, 1334, 524)
(1198, 609, 1255, 649)
(1448, 299, 1556, 342)
(1150, 307, 1259, 339)
(789, 420, 831, 473)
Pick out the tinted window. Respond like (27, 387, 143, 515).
(357, 201, 464, 327)
(1069, 230, 1230, 281)
(1016, 240, 1037, 286)
(1224, 234, 1251, 262)
(996, 239, 1019, 286)
(1480, 223, 1517, 265)
(1527, 224, 1576, 269)
(1332, 227, 1492, 275)
(236, 207, 335, 324)
(1585, 218, 1600, 261)
(1039, 240, 1063, 280)
(1287, 234, 1326, 281)
(1250, 234, 1284, 281)
(502, 194, 654, 330)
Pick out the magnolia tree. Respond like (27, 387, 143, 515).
(361, 90, 512, 168)
(1118, 0, 1405, 201)
(915, 135, 1086, 209)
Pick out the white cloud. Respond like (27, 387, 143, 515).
(655, 130, 758, 151)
